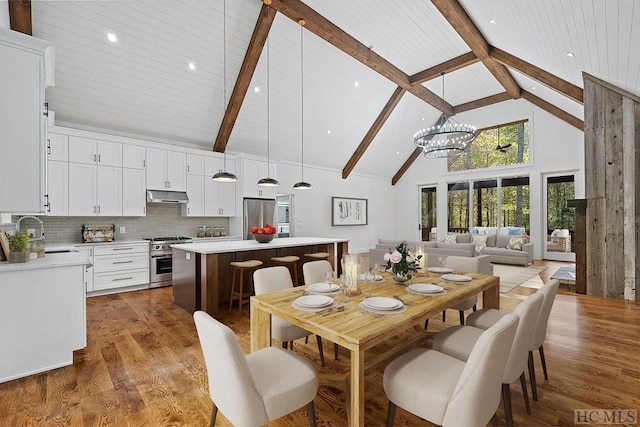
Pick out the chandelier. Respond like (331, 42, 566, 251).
(413, 73, 476, 158)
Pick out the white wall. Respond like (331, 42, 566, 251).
(0, 1, 8, 30)
(274, 161, 396, 253)
(392, 98, 584, 259)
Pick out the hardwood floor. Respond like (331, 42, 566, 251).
(1, 261, 639, 427)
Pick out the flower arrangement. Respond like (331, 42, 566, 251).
(383, 241, 422, 280)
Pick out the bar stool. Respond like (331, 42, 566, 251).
(304, 252, 330, 261)
(271, 255, 300, 285)
(228, 259, 263, 312)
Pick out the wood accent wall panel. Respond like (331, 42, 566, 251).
(573, 204, 587, 294)
(586, 198, 606, 296)
(603, 89, 624, 298)
(636, 101, 640, 301)
(584, 74, 639, 299)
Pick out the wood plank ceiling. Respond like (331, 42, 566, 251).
(21, 0, 640, 183)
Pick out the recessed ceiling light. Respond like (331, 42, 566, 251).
(531, 86, 536, 91)
(354, 81, 360, 87)
(489, 18, 496, 24)
(254, 86, 260, 93)
(566, 51, 575, 58)
(327, 130, 331, 135)
(422, 117, 425, 121)
(188, 62, 196, 71)
(107, 32, 118, 43)
(396, 151, 400, 155)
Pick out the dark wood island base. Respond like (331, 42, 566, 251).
(172, 238, 348, 317)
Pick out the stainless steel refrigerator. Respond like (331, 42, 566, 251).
(243, 198, 276, 240)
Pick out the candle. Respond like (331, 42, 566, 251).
(343, 254, 360, 293)
(415, 245, 425, 270)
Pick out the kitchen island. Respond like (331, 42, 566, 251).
(0, 252, 91, 383)
(171, 237, 348, 316)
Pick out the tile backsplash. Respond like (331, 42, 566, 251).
(8, 204, 230, 244)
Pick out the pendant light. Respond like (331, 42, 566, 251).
(293, 20, 312, 190)
(212, 0, 238, 183)
(257, 38, 279, 187)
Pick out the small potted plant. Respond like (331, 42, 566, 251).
(7, 231, 30, 263)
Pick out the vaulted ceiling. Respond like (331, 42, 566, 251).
(13, 0, 640, 182)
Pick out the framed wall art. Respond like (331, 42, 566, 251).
(331, 197, 368, 226)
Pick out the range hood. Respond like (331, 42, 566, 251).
(146, 190, 189, 204)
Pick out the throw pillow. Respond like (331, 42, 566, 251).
(472, 234, 488, 251)
(442, 234, 457, 243)
(507, 237, 525, 250)
(507, 227, 523, 235)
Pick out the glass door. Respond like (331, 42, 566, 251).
(419, 186, 437, 241)
(543, 173, 576, 261)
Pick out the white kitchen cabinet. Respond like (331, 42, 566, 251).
(90, 242, 149, 293)
(96, 166, 122, 215)
(46, 160, 68, 216)
(73, 246, 94, 292)
(122, 144, 146, 169)
(47, 133, 68, 162)
(68, 163, 122, 216)
(68, 163, 96, 216)
(0, 29, 54, 214)
(146, 148, 186, 191)
(204, 178, 236, 217)
(186, 153, 204, 175)
(68, 136, 122, 167)
(183, 174, 204, 216)
(243, 159, 277, 199)
(122, 168, 146, 216)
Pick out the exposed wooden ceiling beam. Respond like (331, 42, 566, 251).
(266, 0, 410, 88)
(409, 85, 454, 116)
(392, 147, 422, 186)
(454, 91, 511, 114)
(522, 90, 584, 130)
(490, 46, 584, 104)
(213, 4, 276, 153)
(409, 52, 479, 85)
(431, 0, 521, 99)
(9, 0, 32, 35)
(343, 87, 406, 179)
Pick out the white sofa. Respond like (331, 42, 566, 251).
(370, 232, 534, 267)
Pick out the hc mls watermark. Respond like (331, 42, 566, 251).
(575, 409, 638, 425)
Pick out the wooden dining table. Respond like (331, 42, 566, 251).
(250, 270, 500, 427)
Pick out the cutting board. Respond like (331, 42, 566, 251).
(0, 233, 10, 261)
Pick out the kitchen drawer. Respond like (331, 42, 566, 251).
(93, 242, 148, 256)
(94, 269, 149, 291)
(93, 253, 148, 273)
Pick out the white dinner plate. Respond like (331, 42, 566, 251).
(362, 297, 403, 311)
(408, 283, 443, 294)
(428, 267, 453, 274)
(441, 273, 473, 282)
(358, 273, 383, 282)
(295, 295, 334, 308)
(307, 283, 340, 293)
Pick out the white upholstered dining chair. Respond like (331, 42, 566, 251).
(433, 291, 544, 427)
(425, 254, 492, 328)
(466, 279, 560, 402)
(254, 266, 326, 366)
(193, 311, 319, 427)
(383, 313, 519, 427)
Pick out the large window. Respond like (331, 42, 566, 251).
(447, 176, 530, 233)
(501, 176, 530, 229)
(472, 180, 498, 228)
(420, 186, 437, 241)
(447, 182, 469, 233)
(449, 120, 529, 172)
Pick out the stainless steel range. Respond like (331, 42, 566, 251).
(146, 236, 193, 288)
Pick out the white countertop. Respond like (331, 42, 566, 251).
(171, 236, 348, 254)
(0, 252, 92, 272)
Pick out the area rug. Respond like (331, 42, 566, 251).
(551, 266, 576, 285)
(493, 264, 546, 293)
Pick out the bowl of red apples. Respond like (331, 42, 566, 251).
(250, 224, 276, 243)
